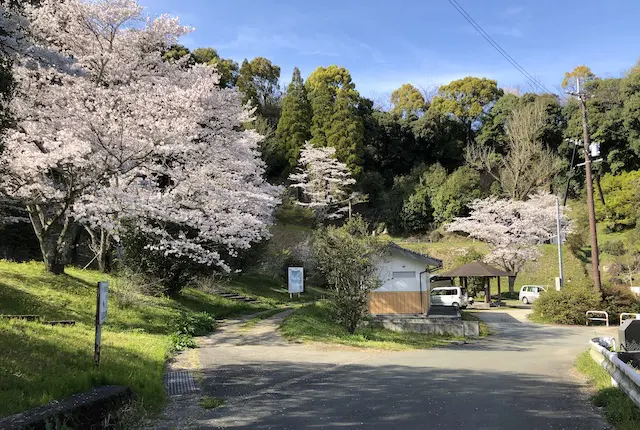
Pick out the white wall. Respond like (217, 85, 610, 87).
(376, 252, 428, 293)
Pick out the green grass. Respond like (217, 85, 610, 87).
(280, 301, 461, 350)
(227, 275, 329, 307)
(0, 260, 279, 418)
(576, 351, 640, 430)
(461, 311, 492, 336)
(199, 396, 225, 409)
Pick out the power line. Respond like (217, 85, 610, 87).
(447, 0, 558, 96)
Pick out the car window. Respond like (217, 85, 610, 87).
(431, 289, 441, 296)
(522, 287, 529, 292)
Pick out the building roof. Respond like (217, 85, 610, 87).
(440, 261, 514, 277)
(388, 242, 443, 268)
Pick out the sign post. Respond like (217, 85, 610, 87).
(94, 281, 108, 367)
(288, 267, 304, 299)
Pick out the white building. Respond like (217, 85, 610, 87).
(369, 243, 442, 315)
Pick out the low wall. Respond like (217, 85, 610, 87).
(589, 338, 640, 410)
(370, 318, 480, 338)
(0, 385, 135, 430)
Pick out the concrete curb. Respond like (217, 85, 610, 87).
(589, 338, 640, 409)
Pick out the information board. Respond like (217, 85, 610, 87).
(288, 267, 304, 294)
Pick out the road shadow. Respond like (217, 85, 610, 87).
(196, 361, 604, 429)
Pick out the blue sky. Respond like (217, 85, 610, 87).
(140, 0, 640, 100)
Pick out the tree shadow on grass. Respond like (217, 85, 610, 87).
(0, 322, 167, 418)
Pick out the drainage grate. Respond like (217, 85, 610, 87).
(165, 370, 198, 396)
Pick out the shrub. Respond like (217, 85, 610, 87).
(170, 311, 215, 351)
(532, 283, 602, 325)
(313, 216, 386, 333)
(173, 312, 216, 337)
(601, 285, 640, 323)
(601, 240, 627, 257)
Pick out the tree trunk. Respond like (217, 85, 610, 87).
(508, 276, 516, 294)
(86, 227, 113, 273)
(27, 205, 75, 275)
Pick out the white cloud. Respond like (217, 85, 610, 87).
(215, 27, 385, 63)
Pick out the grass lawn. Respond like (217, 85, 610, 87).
(280, 300, 462, 350)
(0, 261, 279, 418)
(227, 275, 329, 307)
(575, 351, 640, 430)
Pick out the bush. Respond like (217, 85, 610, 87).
(532, 283, 602, 325)
(313, 216, 386, 333)
(170, 311, 215, 351)
(601, 240, 627, 257)
(173, 312, 216, 337)
(601, 285, 640, 323)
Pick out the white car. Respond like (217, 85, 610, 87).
(519, 285, 546, 304)
(431, 286, 469, 308)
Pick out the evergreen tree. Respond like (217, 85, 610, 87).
(275, 67, 312, 174)
(327, 87, 364, 175)
(306, 65, 364, 174)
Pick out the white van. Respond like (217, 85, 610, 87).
(431, 286, 469, 308)
(519, 285, 546, 304)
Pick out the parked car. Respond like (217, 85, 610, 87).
(431, 286, 469, 308)
(519, 285, 547, 304)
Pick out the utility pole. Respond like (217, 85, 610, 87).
(555, 197, 564, 289)
(568, 78, 602, 292)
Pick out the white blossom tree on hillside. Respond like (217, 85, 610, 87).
(0, 0, 279, 273)
(289, 143, 358, 221)
(445, 192, 571, 293)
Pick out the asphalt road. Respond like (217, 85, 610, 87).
(156, 309, 615, 430)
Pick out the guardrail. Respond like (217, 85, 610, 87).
(590, 338, 640, 410)
(620, 313, 640, 325)
(586, 310, 609, 326)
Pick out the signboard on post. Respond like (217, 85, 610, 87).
(288, 267, 304, 298)
(98, 282, 108, 324)
(94, 281, 108, 367)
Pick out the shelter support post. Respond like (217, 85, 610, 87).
(497, 277, 501, 303)
(485, 277, 490, 304)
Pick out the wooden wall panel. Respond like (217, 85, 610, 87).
(368, 292, 429, 314)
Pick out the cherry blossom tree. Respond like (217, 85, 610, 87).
(289, 143, 357, 221)
(0, 0, 279, 273)
(446, 192, 571, 292)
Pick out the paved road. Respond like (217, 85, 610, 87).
(156, 309, 615, 429)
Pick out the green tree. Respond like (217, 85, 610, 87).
(390, 83, 426, 118)
(476, 93, 521, 152)
(306, 65, 363, 173)
(326, 87, 364, 175)
(274, 67, 312, 175)
(595, 170, 640, 231)
(411, 110, 467, 168)
(400, 164, 447, 232)
(192, 47, 239, 88)
(237, 57, 281, 123)
(432, 166, 481, 224)
(622, 64, 640, 165)
(430, 76, 503, 143)
(561, 65, 596, 93)
(313, 216, 386, 333)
